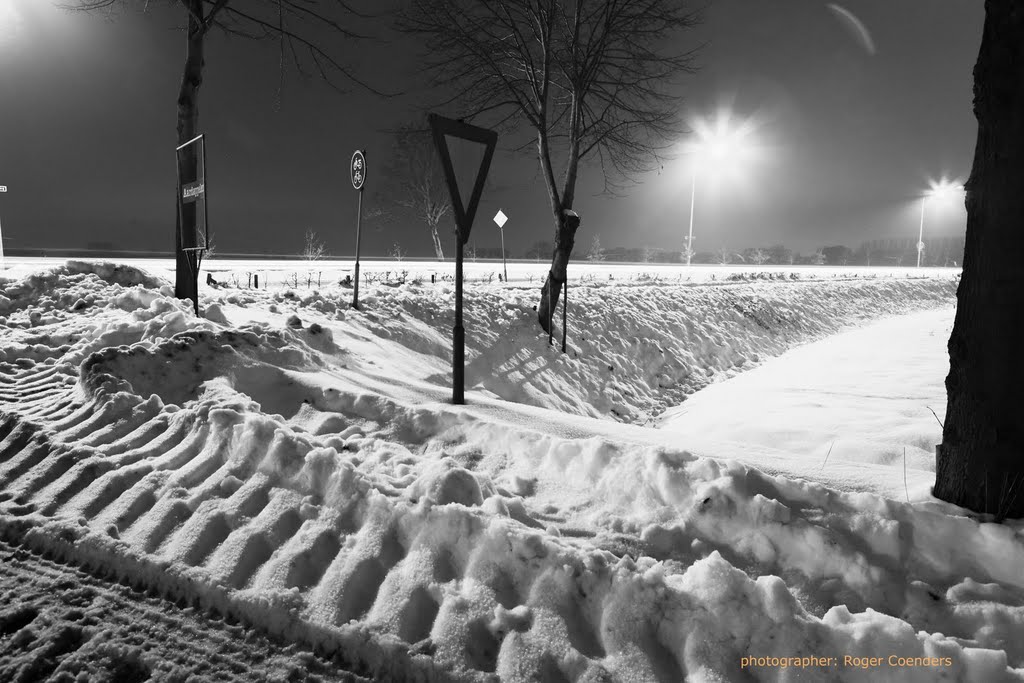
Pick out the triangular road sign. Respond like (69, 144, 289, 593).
(429, 114, 498, 244)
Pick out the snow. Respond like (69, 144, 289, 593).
(0, 537, 368, 681)
(658, 305, 954, 500)
(1, 258, 1022, 682)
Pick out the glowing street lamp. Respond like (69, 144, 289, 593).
(684, 114, 758, 266)
(917, 180, 964, 267)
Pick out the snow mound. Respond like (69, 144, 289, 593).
(0, 260, 170, 324)
(214, 276, 958, 424)
(1, 265, 1022, 681)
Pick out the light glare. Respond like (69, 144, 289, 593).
(0, 1, 22, 46)
(687, 111, 760, 176)
(926, 179, 964, 202)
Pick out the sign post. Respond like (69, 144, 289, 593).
(176, 134, 208, 315)
(562, 280, 568, 353)
(350, 150, 366, 309)
(493, 209, 508, 282)
(429, 114, 498, 405)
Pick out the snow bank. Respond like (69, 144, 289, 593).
(205, 274, 958, 424)
(1, 263, 1021, 682)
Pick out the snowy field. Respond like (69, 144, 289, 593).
(1, 258, 1022, 682)
(0, 256, 963, 288)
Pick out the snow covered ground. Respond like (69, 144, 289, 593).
(0, 538, 367, 682)
(658, 306, 954, 501)
(1, 259, 1022, 682)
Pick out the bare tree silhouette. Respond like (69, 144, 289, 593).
(401, 0, 701, 333)
(64, 0, 385, 308)
(379, 121, 452, 260)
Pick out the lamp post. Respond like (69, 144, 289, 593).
(686, 172, 696, 266)
(684, 113, 757, 266)
(0, 184, 6, 270)
(917, 180, 964, 268)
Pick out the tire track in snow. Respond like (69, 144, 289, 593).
(2, 263, 1018, 682)
(0, 537, 369, 682)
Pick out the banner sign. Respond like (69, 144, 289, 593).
(176, 134, 208, 251)
(182, 181, 205, 203)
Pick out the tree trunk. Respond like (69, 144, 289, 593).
(538, 210, 580, 334)
(174, 0, 206, 312)
(936, 0, 1024, 520)
(430, 225, 445, 260)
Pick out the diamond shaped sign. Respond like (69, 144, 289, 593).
(494, 210, 507, 228)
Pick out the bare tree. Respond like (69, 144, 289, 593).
(389, 242, 406, 262)
(715, 246, 733, 265)
(302, 229, 326, 262)
(767, 243, 793, 265)
(382, 121, 451, 260)
(401, 0, 700, 333)
(749, 247, 769, 265)
(526, 240, 553, 261)
(936, 0, 1024, 519)
(586, 235, 605, 262)
(64, 0, 381, 309)
(681, 235, 695, 265)
(198, 233, 217, 268)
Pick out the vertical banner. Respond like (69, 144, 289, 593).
(175, 134, 208, 316)
(176, 134, 209, 253)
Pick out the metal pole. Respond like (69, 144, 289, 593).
(353, 188, 363, 308)
(199, 135, 208, 315)
(561, 279, 567, 353)
(687, 170, 697, 266)
(500, 227, 508, 283)
(453, 232, 465, 404)
(917, 196, 926, 268)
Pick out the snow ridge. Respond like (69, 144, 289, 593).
(1, 264, 1021, 681)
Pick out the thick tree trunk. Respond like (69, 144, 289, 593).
(174, 0, 206, 312)
(936, 0, 1024, 519)
(537, 210, 580, 334)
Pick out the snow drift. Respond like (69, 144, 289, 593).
(1, 261, 1021, 682)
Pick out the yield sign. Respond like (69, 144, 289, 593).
(428, 114, 497, 244)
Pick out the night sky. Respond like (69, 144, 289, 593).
(0, 1, 981, 259)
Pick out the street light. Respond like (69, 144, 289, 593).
(917, 180, 964, 267)
(684, 113, 758, 266)
(0, 184, 6, 270)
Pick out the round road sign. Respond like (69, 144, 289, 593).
(351, 150, 366, 190)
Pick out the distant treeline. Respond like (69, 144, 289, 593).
(524, 236, 965, 266)
(8, 235, 965, 267)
